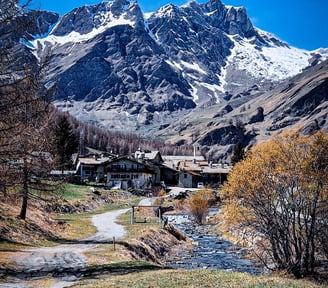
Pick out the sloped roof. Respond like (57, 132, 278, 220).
(162, 155, 205, 169)
(107, 156, 148, 166)
(202, 166, 231, 174)
(179, 161, 203, 172)
(135, 150, 163, 162)
(178, 160, 232, 175)
(78, 156, 111, 165)
(162, 155, 205, 161)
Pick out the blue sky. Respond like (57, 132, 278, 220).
(30, 0, 328, 50)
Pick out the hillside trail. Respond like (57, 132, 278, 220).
(0, 207, 131, 288)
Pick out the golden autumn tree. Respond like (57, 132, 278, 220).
(221, 130, 328, 277)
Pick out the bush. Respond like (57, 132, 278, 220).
(188, 189, 215, 224)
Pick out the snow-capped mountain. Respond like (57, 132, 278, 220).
(25, 0, 327, 137)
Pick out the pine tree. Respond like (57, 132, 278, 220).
(231, 141, 245, 165)
(53, 115, 78, 172)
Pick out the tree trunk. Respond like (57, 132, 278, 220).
(1, 185, 7, 198)
(19, 168, 28, 220)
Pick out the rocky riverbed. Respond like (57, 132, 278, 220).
(164, 212, 261, 274)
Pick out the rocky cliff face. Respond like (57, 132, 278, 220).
(160, 59, 328, 161)
(25, 0, 327, 132)
(17, 0, 328, 157)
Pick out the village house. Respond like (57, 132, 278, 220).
(105, 156, 154, 190)
(176, 159, 231, 188)
(134, 150, 179, 186)
(162, 155, 205, 170)
(134, 150, 163, 184)
(162, 145, 231, 188)
(75, 154, 112, 184)
(161, 155, 205, 186)
(74, 149, 163, 189)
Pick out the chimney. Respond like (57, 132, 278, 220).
(193, 144, 200, 158)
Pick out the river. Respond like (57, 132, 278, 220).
(164, 211, 261, 274)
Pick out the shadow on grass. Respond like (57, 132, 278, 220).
(0, 237, 163, 280)
(0, 260, 163, 280)
(82, 261, 163, 278)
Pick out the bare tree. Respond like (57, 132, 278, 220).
(188, 189, 217, 224)
(0, 0, 57, 219)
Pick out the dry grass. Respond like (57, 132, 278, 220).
(117, 209, 161, 240)
(26, 278, 56, 287)
(72, 269, 327, 288)
(0, 198, 65, 246)
(85, 243, 132, 266)
(55, 213, 97, 241)
(57, 199, 161, 266)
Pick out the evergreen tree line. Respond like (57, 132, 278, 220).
(53, 111, 195, 157)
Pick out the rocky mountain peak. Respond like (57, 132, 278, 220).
(155, 3, 182, 18)
(22, 0, 328, 139)
(51, 3, 109, 36)
(51, 0, 144, 36)
(203, 0, 225, 13)
(224, 6, 255, 37)
(124, 1, 145, 27)
(111, 0, 130, 16)
(202, 0, 256, 39)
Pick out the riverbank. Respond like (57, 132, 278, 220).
(164, 212, 260, 274)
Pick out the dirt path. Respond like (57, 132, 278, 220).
(87, 208, 130, 242)
(0, 208, 131, 288)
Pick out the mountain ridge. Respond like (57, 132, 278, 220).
(19, 0, 328, 159)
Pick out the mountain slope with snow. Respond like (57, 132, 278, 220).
(24, 0, 328, 138)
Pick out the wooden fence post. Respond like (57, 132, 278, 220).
(131, 206, 135, 224)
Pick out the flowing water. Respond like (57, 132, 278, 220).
(165, 211, 261, 274)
